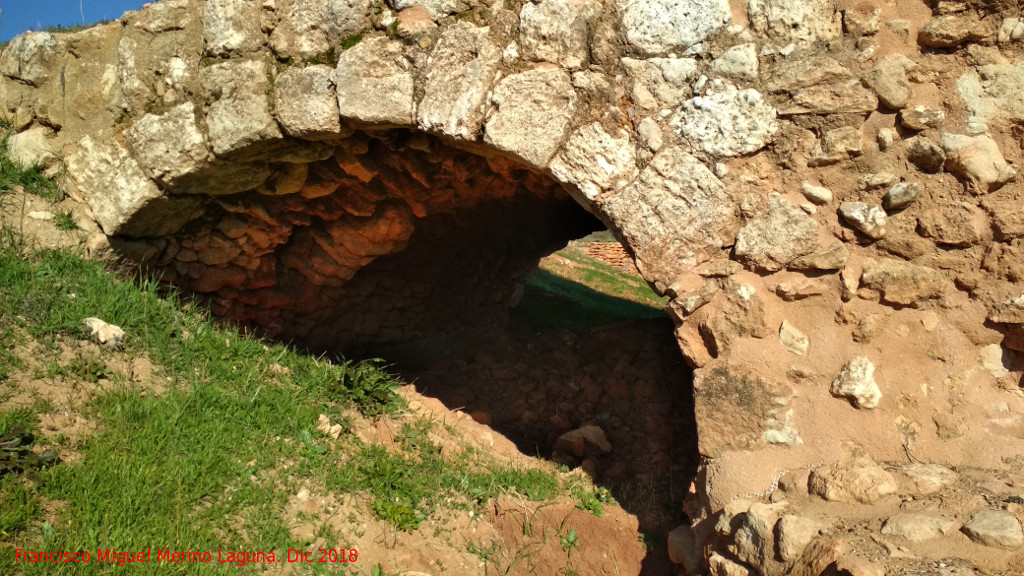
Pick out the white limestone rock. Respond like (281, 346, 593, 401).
(712, 43, 759, 81)
(0, 32, 58, 86)
(202, 60, 282, 156)
(84, 317, 126, 349)
(900, 463, 958, 495)
(839, 202, 887, 239)
(602, 147, 735, 284)
(809, 451, 897, 503)
(67, 136, 192, 237)
(958, 63, 1024, 124)
(621, 57, 698, 111)
(800, 182, 832, 205)
(270, 0, 332, 61)
(615, 0, 731, 55)
(324, 0, 373, 45)
(274, 65, 343, 140)
(418, 22, 502, 139)
(777, 515, 825, 561)
(862, 54, 915, 110)
(882, 513, 959, 542)
(203, 0, 264, 56)
(735, 193, 818, 272)
(336, 37, 415, 126)
(747, 0, 842, 46)
(390, 0, 472, 20)
(6, 126, 60, 177)
(860, 258, 949, 306)
(779, 320, 808, 355)
(962, 509, 1024, 549)
(672, 81, 778, 157)
(125, 102, 213, 190)
(520, 0, 601, 70)
(550, 123, 638, 202)
(830, 357, 881, 409)
(941, 133, 1017, 193)
(484, 67, 576, 167)
(900, 106, 946, 131)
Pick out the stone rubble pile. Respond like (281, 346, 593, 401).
(3, 0, 1024, 572)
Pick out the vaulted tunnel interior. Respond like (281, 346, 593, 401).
(132, 127, 698, 560)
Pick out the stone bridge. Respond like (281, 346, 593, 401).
(4, 0, 1024, 573)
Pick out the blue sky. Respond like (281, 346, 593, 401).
(1, 0, 147, 43)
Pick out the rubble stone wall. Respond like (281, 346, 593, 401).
(4, 0, 1024, 573)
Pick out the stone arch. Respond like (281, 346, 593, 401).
(5, 0, 1024, 573)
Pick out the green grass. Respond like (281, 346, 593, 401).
(0, 232, 411, 574)
(511, 268, 666, 333)
(0, 122, 60, 202)
(54, 209, 78, 231)
(324, 419, 562, 532)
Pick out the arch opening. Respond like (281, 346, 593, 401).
(125, 127, 699, 567)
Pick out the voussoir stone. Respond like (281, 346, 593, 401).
(550, 123, 638, 202)
(520, 0, 601, 70)
(274, 65, 343, 140)
(418, 22, 501, 139)
(336, 37, 415, 126)
(125, 102, 213, 190)
(203, 0, 264, 56)
(202, 59, 282, 156)
(67, 136, 200, 237)
(602, 147, 734, 284)
(484, 67, 576, 167)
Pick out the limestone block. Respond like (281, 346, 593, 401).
(713, 43, 759, 82)
(780, 81, 878, 115)
(808, 452, 897, 503)
(621, 57, 698, 111)
(830, 357, 881, 410)
(6, 126, 60, 176)
(67, 136, 199, 237)
(483, 67, 575, 167)
(839, 202, 887, 239)
(958, 63, 1024, 124)
(549, 123, 638, 202)
(202, 60, 282, 156)
(732, 502, 788, 568)
(777, 515, 825, 561)
(789, 244, 848, 271)
(336, 37, 415, 126)
(747, 0, 842, 46)
(125, 102, 213, 190)
(132, 0, 193, 34)
(614, 0, 731, 55)
(390, 0, 473, 20)
(673, 81, 779, 157)
(270, 0, 331, 61)
(692, 365, 794, 457)
(917, 202, 991, 247)
(766, 54, 851, 93)
(862, 54, 915, 110)
(601, 147, 734, 285)
(900, 106, 945, 131)
(883, 182, 919, 211)
(900, 463, 958, 495)
(941, 133, 1017, 193)
(204, 0, 264, 56)
(0, 32, 58, 86)
(274, 65, 343, 139)
(962, 509, 1024, 549)
(735, 193, 818, 272)
(881, 513, 958, 543)
(520, 0, 601, 70)
(920, 15, 989, 48)
(861, 258, 949, 306)
(418, 22, 502, 139)
(324, 0, 373, 45)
